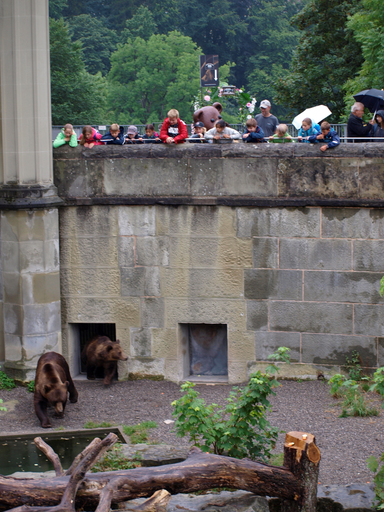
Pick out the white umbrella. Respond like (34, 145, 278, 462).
(292, 105, 332, 130)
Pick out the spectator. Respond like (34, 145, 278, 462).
(347, 102, 374, 142)
(242, 118, 265, 143)
(160, 109, 188, 144)
(101, 124, 125, 145)
(269, 124, 293, 143)
(142, 124, 161, 143)
(371, 110, 384, 142)
(308, 121, 340, 151)
(189, 121, 207, 143)
(53, 124, 78, 148)
(205, 120, 241, 141)
(297, 118, 321, 143)
(255, 99, 279, 137)
(78, 125, 103, 148)
(125, 125, 143, 144)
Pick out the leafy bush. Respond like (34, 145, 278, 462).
(91, 443, 142, 472)
(329, 374, 378, 417)
(0, 371, 16, 390)
(370, 367, 384, 402)
(122, 421, 157, 444)
(27, 381, 35, 393)
(367, 452, 384, 510)
(345, 350, 363, 381)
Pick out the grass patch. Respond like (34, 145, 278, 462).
(91, 444, 142, 472)
(84, 421, 113, 429)
(0, 371, 16, 390)
(269, 452, 284, 466)
(27, 381, 35, 393)
(122, 421, 157, 444)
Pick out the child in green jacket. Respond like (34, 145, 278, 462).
(269, 124, 294, 143)
(53, 124, 78, 148)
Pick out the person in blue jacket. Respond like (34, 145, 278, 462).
(297, 118, 321, 143)
(308, 121, 340, 151)
(101, 124, 125, 145)
(242, 118, 265, 143)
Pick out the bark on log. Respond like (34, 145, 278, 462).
(281, 431, 321, 512)
(0, 446, 301, 512)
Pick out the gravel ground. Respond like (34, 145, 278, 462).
(1, 379, 383, 485)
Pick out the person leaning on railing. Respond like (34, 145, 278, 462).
(53, 124, 78, 148)
(347, 102, 374, 143)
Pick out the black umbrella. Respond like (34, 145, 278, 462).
(353, 88, 384, 113)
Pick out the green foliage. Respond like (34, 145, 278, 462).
(0, 371, 16, 390)
(84, 421, 113, 429)
(345, 350, 363, 381)
(172, 369, 280, 461)
(269, 452, 284, 467)
(275, 0, 363, 122)
(49, 0, 68, 18)
(380, 276, 384, 298)
(367, 453, 384, 510)
(91, 443, 142, 472)
(329, 374, 378, 417)
(50, 18, 107, 124)
(122, 421, 157, 444)
(370, 367, 384, 401)
(107, 31, 201, 123)
(121, 6, 158, 42)
(0, 399, 7, 412)
(27, 381, 35, 393)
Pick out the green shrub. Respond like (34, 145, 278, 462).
(367, 452, 384, 510)
(27, 380, 35, 393)
(122, 421, 157, 444)
(91, 443, 142, 472)
(329, 374, 378, 417)
(0, 371, 16, 390)
(370, 367, 384, 402)
(345, 350, 363, 381)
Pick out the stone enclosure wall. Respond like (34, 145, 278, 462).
(52, 144, 384, 383)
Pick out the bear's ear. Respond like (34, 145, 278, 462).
(106, 345, 113, 352)
(213, 102, 223, 113)
(115, 339, 121, 344)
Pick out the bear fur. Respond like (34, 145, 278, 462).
(193, 102, 223, 129)
(34, 352, 78, 428)
(82, 336, 128, 385)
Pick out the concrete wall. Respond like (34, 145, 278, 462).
(55, 145, 384, 382)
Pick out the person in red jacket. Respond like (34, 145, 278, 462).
(78, 125, 104, 148)
(159, 109, 188, 144)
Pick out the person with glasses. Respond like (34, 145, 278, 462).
(347, 102, 374, 142)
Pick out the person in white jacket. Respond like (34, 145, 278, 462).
(205, 119, 241, 140)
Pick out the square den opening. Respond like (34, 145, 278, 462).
(185, 323, 228, 377)
(71, 323, 116, 378)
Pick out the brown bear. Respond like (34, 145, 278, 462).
(82, 336, 128, 385)
(34, 352, 78, 428)
(193, 102, 223, 130)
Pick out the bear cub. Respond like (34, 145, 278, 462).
(82, 336, 128, 385)
(34, 352, 78, 428)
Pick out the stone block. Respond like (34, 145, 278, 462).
(237, 207, 320, 238)
(60, 236, 119, 268)
(164, 299, 246, 331)
(19, 241, 45, 273)
(4, 334, 22, 361)
(169, 237, 252, 268)
(322, 208, 384, 239)
(4, 304, 23, 335)
(277, 158, 359, 198)
(254, 331, 300, 362)
(358, 159, 384, 199)
(353, 240, 384, 272)
(164, 358, 181, 382)
(252, 238, 278, 269)
(104, 158, 189, 196)
(44, 240, 60, 271)
(141, 298, 164, 327)
(32, 272, 61, 303)
(3, 273, 22, 304)
(118, 206, 156, 236)
(23, 301, 61, 335)
(301, 333, 377, 366)
(244, 269, 302, 300)
(61, 268, 121, 297)
(121, 267, 160, 297)
(161, 268, 244, 298)
(280, 239, 352, 270)
(2, 241, 20, 273)
(152, 328, 177, 358)
(190, 158, 277, 197)
(228, 361, 248, 384)
(270, 301, 353, 334)
(378, 337, 384, 366)
(23, 333, 61, 362)
(59, 205, 119, 238)
(1, 209, 59, 242)
(55, 158, 104, 198)
(118, 237, 135, 267)
(128, 356, 165, 379)
(61, 297, 141, 328)
(156, 205, 236, 237)
(304, 271, 381, 303)
(130, 328, 152, 357)
(136, 237, 170, 266)
(246, 301, 268, 331)
(115, 328, 131, 356)
(228, 330, 255, 361)
(354, 305, 384, 336)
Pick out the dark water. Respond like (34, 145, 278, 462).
(0, 431, 121, 475)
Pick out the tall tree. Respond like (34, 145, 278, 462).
(67, 15, 118, 75)
(49, 0, 68, 19)
(120, 6, 158, 42)
(107, 31, 201, 124)
(274, 0, 363, 122)
(50, 18, 107, 125)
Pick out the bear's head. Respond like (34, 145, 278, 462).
(101, 339, 128, 361)
(44, 381, 69, 418)
(193, 102, 223, 129)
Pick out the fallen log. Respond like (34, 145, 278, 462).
(0, 432, 320, 512)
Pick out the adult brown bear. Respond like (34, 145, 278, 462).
(34, 352, 78, 428)
(82, 336, 128, 385)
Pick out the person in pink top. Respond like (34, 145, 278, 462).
(78, 125, 104, 148)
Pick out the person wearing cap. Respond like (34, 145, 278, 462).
(255, 99, 279, 137)
(189, 121, 207, 143)
(125, 125, 143, 144)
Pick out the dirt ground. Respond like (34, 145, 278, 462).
(1, 378, 383, 485)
